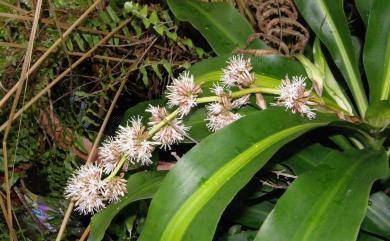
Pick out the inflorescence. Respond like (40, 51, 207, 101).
(65, 55, 317, 215)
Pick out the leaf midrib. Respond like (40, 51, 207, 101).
(380, 36, 390, 100)
(160, 123, 322, 241)
(291, 152, 374, 241)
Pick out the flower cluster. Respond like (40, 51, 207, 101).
(204, 55, 258, 131)
(65, 55, 319, 215)
(221, 55, 255, 88)
(64, 164, 127, 214)
(206, 84, 247, 132)
(273, 75, 316, 119)
(166, 71, 202, 117)
(146, 105, 189, 150)
(117, 117, 155, 166)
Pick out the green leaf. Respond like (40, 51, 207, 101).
(73, 32, 85, 51)
(106, 5, 120, 23)
(364, 100, 390, 129)
(65, 37, 74, 51)
(281, 143, 334, 175)
(294, 0, 368, 116)
(138, 109, 334, 241)
(355, 0, 375, 26)
(313, 38, 354, 115)
(363, 0, 390, 102)
(361, 192, 390, 239)
(230, 200, 275, 229)
(149, 11, 159, 24)
(183, 105, 259, 143)
(189, 55, 305, 89)
(255, 148, 388, 241)
(358, 232, 385, 241)
(167, 0, 266, 55)
(88, 171, 166, 241)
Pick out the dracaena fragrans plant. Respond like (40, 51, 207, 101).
(63, 0, 390, 241)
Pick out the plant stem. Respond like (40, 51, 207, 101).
(106, 155, 128, 180)
(55, 201, 74, 241)
(196, 87, 278, 104)
(0, 0, 104, 109)
(0, 19, 132, 132)
(148, 109, 180, 136)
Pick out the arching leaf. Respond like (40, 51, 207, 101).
(255, 148, 388, 241)
(138, 109, 334, 241)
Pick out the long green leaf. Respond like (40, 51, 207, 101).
(294, 0, 368, 116)
(88, 171, 166, 241)
(190, 55, 306, 88)
(313, 38, 354, 115)
(281, 143, 334, 175)
(362, 192, 390, 239)
(138, 109, 334, 241)
(355, 0, 375, 26)
(363, 0, 390, 102)
(229, 200, 275, 229)
(167, 0, 265, 55)
(358, 232, 385, 241)
(255, 148, 388, 241)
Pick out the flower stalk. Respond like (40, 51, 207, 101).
(64, 55, 356, 215)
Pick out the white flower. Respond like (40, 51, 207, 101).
(103, 177, 127, 203)
(210, 83, 226, 96)
(232, 95, 250, 108)
(273, 75, 316, 119)
(221, 55, 255, 88)
(98, 137, 122, 174)
(64, 164, 106, 215)
(166, 71, 202, 117)
(146, 105, 190, 150)
(206, 101, 243, 132)
(116, 117, 155, 166)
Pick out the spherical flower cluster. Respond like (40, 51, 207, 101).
(206, 84, 245, 132)
(221, 55, 255, 88)
(117, 117, 155, 166)
(98, 137, 122, 174)
(166, 71, 202, 117)
(146, 105, 190, 150)
(273, 75, 316, 119)
(103, 177, 128, 203)
(64, 164, 127, 215)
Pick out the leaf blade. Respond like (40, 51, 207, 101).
(138, 109, 334, 241)
(88, 171, 166, 241)
(255, 149, 388, 241)
(294, 0, 368, 116)
(363, 0, 390, 102)
(167, 0, 265, 55)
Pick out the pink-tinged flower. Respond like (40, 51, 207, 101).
(273, 75, 316, 119)
(146, 105, 190, 150)
(166, 71, 202, 117)
(103, 177, 127, 203)
(64, 164, 106, 215)
(116, 117, 155, 166)
(210, 83, 226, 97)
(221, 55, 255, 88)
(98, 137, 122, 174)
(232, 95, 250, 108)
(205, 100, 243, 132)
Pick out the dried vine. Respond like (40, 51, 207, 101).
(245, 0, 309, 56)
